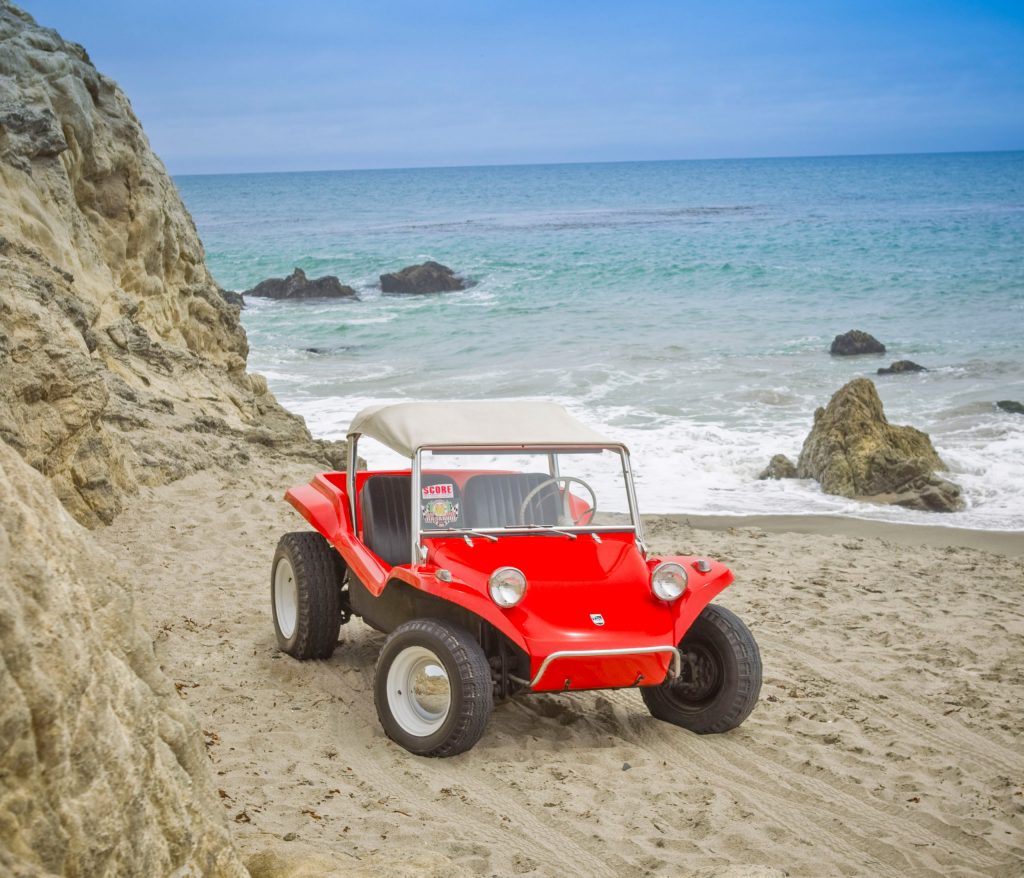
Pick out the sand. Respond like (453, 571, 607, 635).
(97, 453, 1024, 877)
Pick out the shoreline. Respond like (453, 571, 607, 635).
(657, 512, 1024, 556)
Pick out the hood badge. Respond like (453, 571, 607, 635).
(590, 613, 605, 626)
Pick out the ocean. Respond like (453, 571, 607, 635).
(176, 152, 1024, 531)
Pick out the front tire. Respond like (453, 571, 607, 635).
(374, 619, 493, 757)
(271, 532, 345, 660)
(642, 603, 761, 734)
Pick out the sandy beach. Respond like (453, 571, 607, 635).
(96, 452, 1024, 878)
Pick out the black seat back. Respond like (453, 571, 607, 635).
(462, 473, 561, 528)
(360, 475, 411, 567)
(360, 474, 464, 566)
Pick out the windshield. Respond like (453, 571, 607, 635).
(417, 447, 635, 535)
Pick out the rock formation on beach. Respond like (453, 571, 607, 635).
(996, 400, 1024, 415)
(380, 260, 465, 293)
(830, 330, 886, 356)
(0, 442, 247, 877)
(796, 378, 963, 512)
(242, 267, 357, 300)
(877, 359, 927, 375)
(0, 1, 337, 528)
(758, 453, 797, 480)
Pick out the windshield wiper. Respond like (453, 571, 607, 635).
(516, 525, 578, 540)
(439, 529, 499, 544)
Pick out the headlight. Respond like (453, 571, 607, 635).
(651, 561, 687, 601)
(489, 567, 527, 608)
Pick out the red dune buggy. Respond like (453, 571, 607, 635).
(272, 401, 761, 756)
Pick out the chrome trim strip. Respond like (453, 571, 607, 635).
(529, 645, 680, 688)
(423, 443, 629, 454)
(422, 524, 635, 537)
(347, 435, 358, 532)
(620, 449, 646, 554)
(411, 448, 422, 565)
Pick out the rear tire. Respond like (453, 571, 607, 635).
(642, 603, 761, 734)
(271, 532, 345, 660)
(374, 619, 493, 757)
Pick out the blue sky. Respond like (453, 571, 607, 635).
(24, 0, 1024, 174)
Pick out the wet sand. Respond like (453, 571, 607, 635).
(674, 514, 1024, 557)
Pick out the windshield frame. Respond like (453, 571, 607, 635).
(409, 443, 644, 559)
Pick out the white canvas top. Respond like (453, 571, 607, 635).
(347, 401, 619, 457)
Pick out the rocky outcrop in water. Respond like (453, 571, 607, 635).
(996, 400, 1024, 415)
(242, 267, 357, 300)
(877, 360, 927, 375)
(0, 1, 331, 527)
(0, 441, 247, 877)
(219, 287, 245, 307)
(796, 378, 962, 512)
(758, 454, 798, 480)
(830, 330, 886, 356)
(380, 260, 465, 293)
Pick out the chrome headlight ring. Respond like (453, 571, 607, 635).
(489, 566, 528, 608)
(651, 561, 688, 602)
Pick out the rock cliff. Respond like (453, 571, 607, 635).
(0, 3, 339, 874)
(0, 441, 247, 877)
(0, 1, 327, 528)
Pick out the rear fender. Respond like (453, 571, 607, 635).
(385, 568, 529, 653)
(285, 475, 350, 541)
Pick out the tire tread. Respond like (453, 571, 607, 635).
(375, 618, 493, 757)
(272, 531, 345, 660)
(642, 603, 761, 734)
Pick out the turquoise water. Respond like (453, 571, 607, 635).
(177, 152, 1024, 530)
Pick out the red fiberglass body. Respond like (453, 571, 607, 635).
(285, 470, 734, 693)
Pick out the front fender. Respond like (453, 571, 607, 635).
(386, 567, 530, 653)
(654, 556, 734, 643)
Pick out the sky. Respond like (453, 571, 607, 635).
(22, 0, 1024, 175)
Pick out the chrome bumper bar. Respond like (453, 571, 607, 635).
(529, 645, 681, 689)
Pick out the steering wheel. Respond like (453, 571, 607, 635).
(518, 476, 598, 526)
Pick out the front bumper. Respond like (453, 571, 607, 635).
(529, 645, 680, 692)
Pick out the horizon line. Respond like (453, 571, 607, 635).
(170, 147, 1023, 179)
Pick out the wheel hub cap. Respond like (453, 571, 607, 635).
(387, 646, 452, 737)
(674, 645, 720, 701)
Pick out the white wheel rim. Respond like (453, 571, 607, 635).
(386, 646, 452, 737)
(274, 557, 298, 639)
